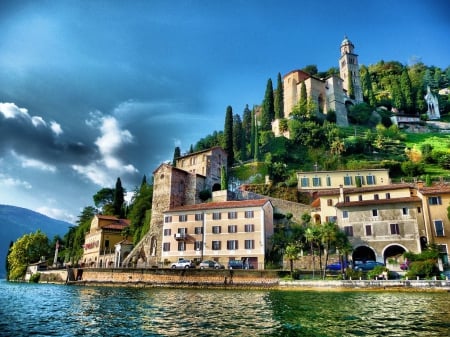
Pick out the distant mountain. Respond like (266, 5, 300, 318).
(0, 204, 72, 278)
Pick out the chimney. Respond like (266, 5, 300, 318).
(339, 184, 344, 202)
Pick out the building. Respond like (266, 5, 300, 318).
(339, 36, 363, 103)
(418, 184, 450, 266)
(82, 215, 130, 268)
(161, 195, 273, 269)
(122, 147, 228, 268)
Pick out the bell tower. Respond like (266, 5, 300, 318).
(339, 36, 363, 103)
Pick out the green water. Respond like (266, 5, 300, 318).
(1, 280, 449, 336)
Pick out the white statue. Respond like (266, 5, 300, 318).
(424, 86, 440, 120)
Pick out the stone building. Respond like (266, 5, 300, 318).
(122, 147, 228, 268)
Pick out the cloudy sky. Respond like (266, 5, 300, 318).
(0, 0, 448, 224)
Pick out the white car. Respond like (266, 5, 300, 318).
(170, 259, 195, 269)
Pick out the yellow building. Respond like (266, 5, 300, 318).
(161, 197, 273, 269)
(82, 215, 131, 268)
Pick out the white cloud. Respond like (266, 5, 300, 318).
(50, 121, 63, 135)
(0, 173, 32, 189)
(35, 206, 76, 224)
(0, 102, 29, 119)
(31, 116, 47, 127)
(12, 151, 57, 172)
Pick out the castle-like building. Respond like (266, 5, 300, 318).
(272, 36, 363, 137)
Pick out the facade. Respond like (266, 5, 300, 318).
(339, 36, 363, 103)
(122, 147, 228, 268)
(161, 197, 273, 269)
(82, 215, 130, 268)
(418, 184, 450, 265)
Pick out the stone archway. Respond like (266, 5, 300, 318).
(382, 244, 407, 266)
(352, 245, 376, 262)
(212, 183, 221, 192)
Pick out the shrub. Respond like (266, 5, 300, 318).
(29, 273, 41, 283)
(406, 260, 439, 279)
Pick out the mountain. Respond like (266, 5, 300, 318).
(0, 204, 72, 278)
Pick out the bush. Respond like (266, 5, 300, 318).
(29, 273, 41, 283)
(406, 260, 440, 279)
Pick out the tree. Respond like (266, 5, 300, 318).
(274, 72, 284, 119)
(113, 177, 125, 218)
(261, 78, 275, 131)
(347, 103, 372, 125)
(220, 165, 228, 190)
(400, 68, 414, 113)
(128, 177, 153, 244)
(285, 243, 300, 276)
(223, 105, 234, 167)
(8, 230, 49, 280)
(242, 104, 252, 157)
(305, 225, 320, 279)
(93, 188, 114, 212)
(232, 113, 245, 161)
(250, 107, 256, 159)
(299, 81, 307, 116)
(302, 64, 318, 75)
(320, 222, 339, 279)
(348, 70, 355, 99)
(172, 146, 181, 166)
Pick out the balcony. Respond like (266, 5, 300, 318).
(174, 233, 188, 241)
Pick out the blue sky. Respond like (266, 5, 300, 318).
(0, 0, 448, 224)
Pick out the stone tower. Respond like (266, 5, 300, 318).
(339, 36, 363, 103)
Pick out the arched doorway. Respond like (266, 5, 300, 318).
(383, 244, 407, 265)
(212, 183, 221, 192)
(352, 245, 376, 262)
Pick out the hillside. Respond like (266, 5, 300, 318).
(0, 204, 72, 278)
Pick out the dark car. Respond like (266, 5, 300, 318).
(199, 260, 224, 269)
(355, 261, 384, 271)
(326, 262, 349, 271)
(228, 260, 253, 269)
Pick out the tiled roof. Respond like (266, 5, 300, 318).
(102, 222, 129, 230)
(165, 199, 271, 213)
(335, 196, 421, 208)
(309, 183, 413, 196)
(419, 185, 450, 195)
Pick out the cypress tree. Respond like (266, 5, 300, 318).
(250, 107, 256, 159)
(391, 77, 404, 110)
(224, 105, 234, 167)
(254, 112, 259, 162)
(261, 78, 274, 130)
(172, 146, 181, 166)
(400, 68, 414, 113)
(232, 113, 245, 161)
(242, 104, 252, 156)
(274, 72, 284, 119)
(220, 165, 228, 190)
(348, 71, 355, 99)
(299, 81, 308, 116)
(113, 177, 125, 218)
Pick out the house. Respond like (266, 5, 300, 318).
(82, 215, 131, 268)
(161, 194, 273, 269)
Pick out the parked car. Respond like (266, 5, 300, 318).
(170, 259, 195, 269)
(199, 260, 224, 269)
(228, 260, 253, 269)
(326, 261, 349, 271)
(354, 261, 385, 271)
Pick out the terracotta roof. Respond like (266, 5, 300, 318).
(419, 185, 450, 195)
(311, 198, 321, 208)
(102, 222, 129, 230)
(307, 183, 413, 196)
(165, 199, 271, 213)
(335, 196, 421, 208)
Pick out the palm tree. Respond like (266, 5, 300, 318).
(335, 229, 353, 276)
(285, 244, 301, 277)
(305, 225, 320, 279)
(320, 222, 339, 279)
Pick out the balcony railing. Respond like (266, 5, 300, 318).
(174, 233, 188, 240)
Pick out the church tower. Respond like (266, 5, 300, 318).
(339, 36, 363, 103)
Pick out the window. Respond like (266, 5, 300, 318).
(390, 223, 400, 235)
(245, 210, 254, 218)
(372, 209, 378, 217)
(177, 241, 186, 251)
(227, 240, 238, 250)
(326, 176, 331, 186)
(366, 175, 376, 185)
(434, 220, 444, 237)
(344, 226, 353, 236)
(105, 240, 110, 248)
(213, 212, 221, 220)
(228, 211, 237, 219)
(342, 210, 349, 219)
(365, 225, 372, 236)
(374, 194, 379, 200)
(212, 241, 221, 250)
(402, 207, 409, 216)
(355, 175, 364, 186)
(178, 228, 187, 234)
(327, 199, 333, 206)
(163, 243, 170, 252)
(164, 216, 172, 223)
(301, 177, 309, 187)
(326, 216, 337, 223)
(385, 193, 391, 199)
(437, 244, 448, 254)
(344, 196, 350, 202)
(194, 241, 203, 251)
(194, 227, 203, 235)
(212, 226, 221, 234)
(245, 240, 255, 249)
(244, 224, 255, 232)
(344, 175, 352, 186)
(358, 195, 363, 201)
(417, 207, 421, 213)
(429, 196, 442, 205)
(228, 225, 237, 233)
(195, 213, 204, 221)
(179, 214, 187, 222)
(312, 177, 321, 187)
(164, 229, 171, 236)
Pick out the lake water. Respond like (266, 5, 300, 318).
(1, 280, 449, 337)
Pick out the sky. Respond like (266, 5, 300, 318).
(0, 0, 449, 224)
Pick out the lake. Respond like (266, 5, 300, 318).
(1, 280, 449, 336)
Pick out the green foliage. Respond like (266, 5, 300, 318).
(172, 146, 181, 166)
(367, 265, 387, 280)
(113, 177, 125, 218)
(8, 230, 49, 280)
(401, 161, 425, 177)
(199, 189, 212, 201)
(274, 73, 284, 120)
(128, 181, 153, 243)
(347, 103, 372, 125)
(93, 188, 114, 211)
(29, 272, 41, 283)
(261, 78, 275, 130)
(223, 105, 234, 167)
(220, 165, 228, 190)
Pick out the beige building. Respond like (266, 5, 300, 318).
(161, 197, 273, 269)
(418, 184, 450, 265)
(123, 147, 228, 268)
(82, 215, 130, 268)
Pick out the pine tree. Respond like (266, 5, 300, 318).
(223, 105, 234, 167)
(254, 112, 259, 161)
(274, 72, 284, 119)
(391, 77, 404, 110)
(250, 107, 256, 159)
(172, 146, 181, 166)
(113, 177, 125, 218)
(233, 113, 245, 161)
(400, 68, 414, 113)
(242, 104, 252, 157)
(261, 78, 274, 130)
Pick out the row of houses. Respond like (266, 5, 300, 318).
(81, 147, 450, 271)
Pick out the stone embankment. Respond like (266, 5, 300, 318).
(53, 268, 450, 291)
